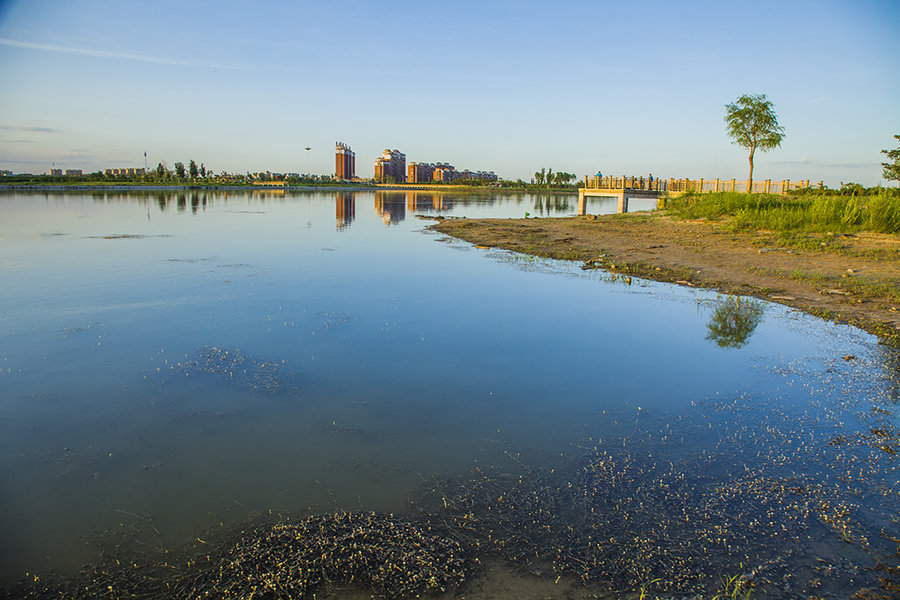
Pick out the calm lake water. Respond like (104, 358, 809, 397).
(1, 189, 898, 597)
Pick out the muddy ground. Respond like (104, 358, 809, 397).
(430, 213, 900, 346)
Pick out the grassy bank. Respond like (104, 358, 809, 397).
(664, 190, 900, 234)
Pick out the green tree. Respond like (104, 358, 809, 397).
(154, 162, 167, 181)
(174, 162, 186, 180)
(724, 93, 785, 188)
(200, 163, 207, 178)
(545, 167, 553, 188)
(882, 134, 900, 186)
(189, 159, 199, 180)
(534, 169, 544, 186)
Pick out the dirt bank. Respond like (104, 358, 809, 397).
(431, 213, 900, 346)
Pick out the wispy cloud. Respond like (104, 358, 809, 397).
(0, 125, 56, 133)
(767, 158, 874, 169)
(0, 38, 252, 71)
(766, 158, 814, 166)
(0, 156, 56, 165)
(1, 139, 37, 143)
(817, 162, 875, 169)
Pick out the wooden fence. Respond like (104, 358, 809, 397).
(585, 175, 822, 195)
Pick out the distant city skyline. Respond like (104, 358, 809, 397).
(0, 1, 898, 186)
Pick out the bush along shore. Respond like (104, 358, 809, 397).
(431, 190, 900, 346)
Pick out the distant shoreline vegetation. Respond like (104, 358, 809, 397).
(1, 176, 896, 197)
(0, 174, 584, 193)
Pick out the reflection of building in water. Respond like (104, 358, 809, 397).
(335, 192, 355, 230)
(374, 192, 407, 224)
(374, 149, 406, 183)
(406, 191, 433, 212)
(405, 191, 451, 212)
(335, 142, 355, 180)
(251, 189, 285, 199)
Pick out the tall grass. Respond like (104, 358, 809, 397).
(665, 190, 900, 234)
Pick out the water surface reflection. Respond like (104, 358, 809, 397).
(0, 190, 897, 598)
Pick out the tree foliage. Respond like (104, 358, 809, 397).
(882, 134, 900, 185)
(532, 168, 576, 188)
(724, 94, 785, 185)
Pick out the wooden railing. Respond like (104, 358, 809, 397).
(585, 175, 823, 195)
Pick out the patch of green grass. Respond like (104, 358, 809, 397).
(747, 266, 900, 303)
(665, 191, 900, 234)
(843, 277, 900, 303)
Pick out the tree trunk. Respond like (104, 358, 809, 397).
(748, 145, 756, 192)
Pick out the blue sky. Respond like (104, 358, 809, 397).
(1, 0, 898, 185)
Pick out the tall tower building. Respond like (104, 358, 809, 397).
(335, 142, 355, 180)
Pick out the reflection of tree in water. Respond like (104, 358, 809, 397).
(532, 195, 571, 216)
(706, 296, 764, 348)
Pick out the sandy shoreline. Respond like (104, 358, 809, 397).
(431, 213, 900, 346)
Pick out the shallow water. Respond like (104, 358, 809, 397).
(0, 189, 897, 597)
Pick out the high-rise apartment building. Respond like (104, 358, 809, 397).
(374, 149, 406, 183)
(430, 163, 498, 183)
(432, 163, 456, 182)
(407, 162, 434, 183)
(335, 142, 355, 180)
(104, 168, 145, 176)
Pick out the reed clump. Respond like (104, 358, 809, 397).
(665, 190, 900, 234)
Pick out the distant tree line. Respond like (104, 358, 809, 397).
(532, 168, 577, 188)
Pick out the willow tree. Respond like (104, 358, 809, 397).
(724, 94, 785, 189)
